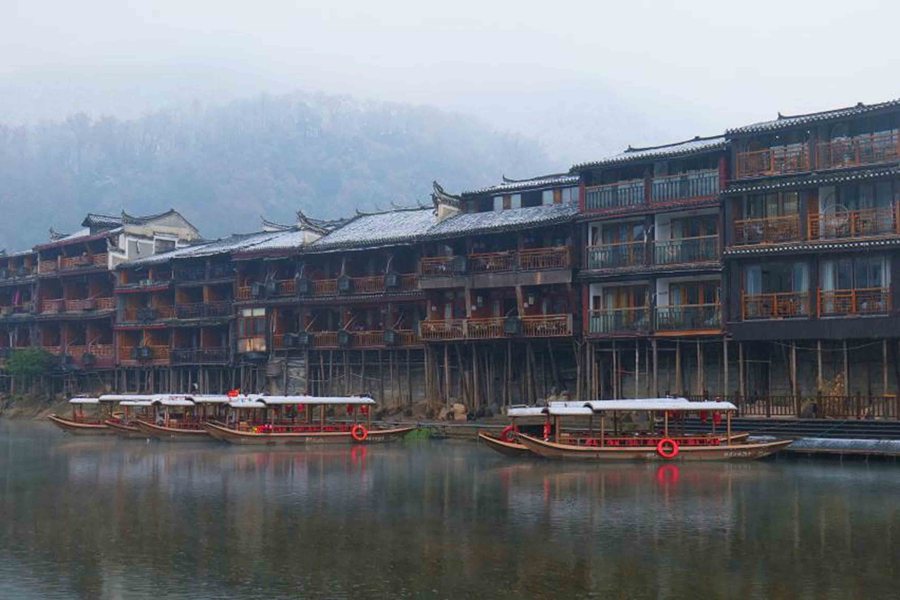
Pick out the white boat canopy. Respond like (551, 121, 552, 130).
(228, 399, 267, 409)
(119, 400, 153, 407)
(69, 397, 100, 405)
(99, 394, 156, 402)
(258, 396, 377, 406)
(506, 406, 549, 418)
(186, 395, 232, 404)
(582, 400, 736, 412)
(546, 405, 594, 416)
(150, 395, 196, 407)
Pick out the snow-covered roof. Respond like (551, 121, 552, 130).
(461, 173, 580, 196)
(573, 135, 726, 170)
(428, 202, 577, 239)
(124, 230, 296, 267)
(727, 98, 900, 136)
(308, 208, 437, 252)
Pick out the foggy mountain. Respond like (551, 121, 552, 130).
(0, 91, 551, 251)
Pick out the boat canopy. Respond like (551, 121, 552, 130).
(258, 395, 377, 406)
(506, 406, 549, 418)
(228, 399, 267, 409)
(186, 395, 232, 404)
(582, 400, 736, 412)
(69, 397, 100, 405)
(150, 395, 196, 407)
(119, 400, 153, 407)
(546, 405, 594, 416)
(99, 394, 156, 402)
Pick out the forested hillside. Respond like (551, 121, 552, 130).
(0, 92, 549, 250)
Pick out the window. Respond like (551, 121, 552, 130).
(820, 256, 890, 290)
(237, 308, 267, 353)
(670, 215, 717, 239)
(669, 281, 719, 306)
(744, 262, 809, 294)
(493, 196, 503, 212)
(154, 238, 177, 253)
(745, 192, 800, 218)
(601, 221, 644, 244)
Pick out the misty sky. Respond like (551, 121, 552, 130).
(2, 0, 899, 164)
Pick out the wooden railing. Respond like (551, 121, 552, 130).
(816, 130, 900, 170)
(312, 279, 338, 295)
(119, 345, 171, 362)
(518, 247, 570, 270)
(41, 299, 65, 313)
(728, 394, 900, 420)
(420, 319, 466, 341)
(123, 305, 176, 322)
(654, 235, 719, 265)
(469, 252, 516, 274)
(588, 307, 651, 334)
(655, 303, 721, 331)
(650, 169, 719, 203)
(742, 292, 809, 319)
(586, 240, 645, 270)
(521, 314, 572, 337)
(808, 204, 899, 240)
(420, 256, 456, 276)
(733, 214, 801, 245)
(66, 344, 115, 367)
(171, 347, 229, 364)
(585, 179, 645, 211)
(236, 286, 252, 301)
(274, 279, 295, 296)
(818, 287, 891, 317)
(465, 317, 505, 339)
(175, 301, 232, 319)
(735, 143, 810, 179)
(39, 260, 58, 274)
(64, 297, 115, 312)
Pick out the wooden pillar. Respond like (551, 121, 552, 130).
(738, 342, 745, 399)
(675, 340, 682, 395)
(843, 340, 849, 395)
(726, 411, 732, 446)
(696, 338, 703, 396)
(883, 339, 889, 396)
(816, 340, 823, 392)
(723, 337, 729, 398)
(652, 338, 659, 397)
(790, 342, 798, 398)
(634, 341, 639, 399)
(443, 344, 450, 405)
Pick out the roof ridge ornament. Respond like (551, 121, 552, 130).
(431, 181, 461, 223)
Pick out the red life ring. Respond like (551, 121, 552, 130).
(500, 425, 517, 443)
(656, 438, 679, 459)
(351, 424, 369, 442)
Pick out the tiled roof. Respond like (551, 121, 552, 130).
(723, 166, 900, 196)
(427, 203, 577, 239)
(81, 213, 122, 229)
(572, 136, 726, 170)
(727, 98, 900, 136)
(308, 208, 437, 252)
(461, 173, 580, 196)
(124, 231, 285, 267)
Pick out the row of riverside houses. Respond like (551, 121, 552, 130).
(2, 97, 900, 419)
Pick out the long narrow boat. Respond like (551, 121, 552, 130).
(203, 396, 415, 445)
(48, 397, 117, 435)
(479, 399, 749, 458)
(133, 395, 222, 441)
(513, 400, 792, 461)
(102, 395, 156, 438)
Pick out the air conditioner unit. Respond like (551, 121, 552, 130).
(337, 275, 352, 294)
(251, 282, 265, 298)
(264, 280, 278, 296)
(133, 346, 153, 360)
(296, 277, 311, 296)
(503, 316, 523, 336)
(384, 271, 399, 289)
(383, 329, 399, 346)
(337, 329, 351, 347)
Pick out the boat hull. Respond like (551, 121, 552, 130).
(517, 433, 793, 461)
(203, 421, 416, 445)
(104, 419, 149, 439)
(477, 432, 532, 458)
(48, 414, 115, 435)
(135, 420, 212, 441)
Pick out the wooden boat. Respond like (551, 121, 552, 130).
(480, 399, 749, 458)
(48, 397, 116, 435)
(102, 396, 155, 438)
(132, 394, 226, 441)
(204, 395, 415, 445)
(513, 400, 792, 462)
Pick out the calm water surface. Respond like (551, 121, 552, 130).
(0, 422, 897, 599)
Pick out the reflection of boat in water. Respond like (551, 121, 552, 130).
(203, 396, 415, 445)
(48, 397, 116, 435)
(480, 399, 750, 459)
(510, 400, 791, 461)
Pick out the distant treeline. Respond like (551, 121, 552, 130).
(0, 92, 547, 250)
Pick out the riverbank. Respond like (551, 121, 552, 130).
(0, 393, 68, 420)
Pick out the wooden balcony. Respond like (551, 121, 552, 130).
(816, 130, 900, 171)
(586, 240, 645, 270)
(171, 347, 229, 365)
(422, 248, 569, 277)
(41, 299, 65, 314)
(119, 345, 171, 365)
(817, 288, 891, 317)
(66, 344, 115, 368)
(655, 303, 721, 332)
(735, 144, 810, 179)
(733, 214, 801, 245)
(303, 273, 418, 297)
(420, 314, 572, 341)
(175, 301, 232, 319)
(584, 179, 645, 211)
(588, 307, 651, 334)
(808, 204, 899, 240)
(469, 253, 516, 274)
(236, 279, 295, 301)
(59, 253, 108, 272)
(64, 297, 115, 312)
(741, 292, 810, 320)
(650, 169, 719, 203)
(39, 260, 58, 274)
(517, 247, 570, 270)
(291, 330, 420, 349)
(653, 235, 719, 265)
(122, 306, 176, 322)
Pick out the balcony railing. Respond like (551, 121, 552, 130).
(517, 247, 570, 270)
(742, 292, 810, 319)
(66, 344, 115, 367)
(423, 248, 570, 278)
(122, 306, 176, 322)
(818, 288, 891, 317)
(586, 240, 645, 270)
(41, 299, 65, 313)
(236, 279, 295, 301)
(585, 179, 646, 211)
(655, 303, 721, 331)
(175, 301, 232, 319)
(469, 252, 516, 274)
(588, 307, 651, 334)
(816, 130, 900, 171)
(735, 144, 810, 179)
(64, 297, 115, 312)
(808, 204, 899, 240)
(654, 235, 719, 265)
(650, 169, 719, 203)
(58, 253, 108, 272)
(420, 314, 573, 341)
(119, 345, 171, 363)
(733, 214, 801, 245)
(171, 347, 229, 364)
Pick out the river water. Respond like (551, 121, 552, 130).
(0, 422, 897, 599)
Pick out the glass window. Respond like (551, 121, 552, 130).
(542, 190, 554, 205)
(510, 194, 522, 209)
(492, 196, 503, 212)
